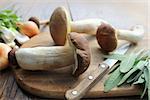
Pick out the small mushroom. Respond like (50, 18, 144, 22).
(28, 17, 49, 28)
(96, 23, 144, 52)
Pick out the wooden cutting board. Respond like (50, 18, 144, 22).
(13, 32, 146, 99)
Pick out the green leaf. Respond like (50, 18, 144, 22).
(104, 67, 124, 92)
(119, 53, 137, 73)
(118, 60, 147, 86)
(137, 50, 150, 61)
(133, 74, 145, 84)
(2, 10, 12, 14)
(141, 67, 149, 98)
(0, 9, 21, 30)
(127, 67, 144, 83)
(0, 14, 7, 19)
(147, 60, 150, 100)
(126, 70, 139, 83)
(119, 49, 145, 73)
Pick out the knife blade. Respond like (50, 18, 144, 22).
(65, 43, 131, 100)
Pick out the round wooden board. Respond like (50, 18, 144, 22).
(13, 32, 142, 99)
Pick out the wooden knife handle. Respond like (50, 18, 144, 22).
(65, 63, 109, 100)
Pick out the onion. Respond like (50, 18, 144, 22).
(16, 21, 40, 38)
(0, 43, 12, 70)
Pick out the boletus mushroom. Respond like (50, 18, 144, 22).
(30, 6, 144, 53)
(96, 23, 144, 52)
(8, 32, 91, 77)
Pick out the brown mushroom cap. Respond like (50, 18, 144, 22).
(96, 23, 117, 52)
(8, 48, 18, 69)
(28, 17, 40, 28)
(69, 32, 91, 77)
(49, 7, 71, 46)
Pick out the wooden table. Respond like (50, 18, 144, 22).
(0, 0, 149, 99)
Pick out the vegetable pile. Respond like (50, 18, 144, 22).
(0, 10, 35, 48)
(104, 49, 150, 99)
(0, 10, 32, 70)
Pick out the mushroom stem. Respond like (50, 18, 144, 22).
(71, 19, 108, 35)
(15, 45, 75, 70)
(40, 20, 49, 25)
(117, 25, 144, 43)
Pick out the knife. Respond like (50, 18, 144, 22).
(65, 43, 131, 100)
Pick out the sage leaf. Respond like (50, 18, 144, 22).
(141, 73, 145, 79)
(141, 67, 149, 98)
(127, 68, 144, 83)
(119, 53, 137, 73)
(133, 74, 145, 84)
(118, 60, 147, 86)
(120, 49, 145, 73)
(147, 60, 150, 100)
(137, 50, 150, 61)
(104, 67, 124, 92)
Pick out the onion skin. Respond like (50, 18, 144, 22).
(0, 43, 11, 70)
(16, 21, 40, 38)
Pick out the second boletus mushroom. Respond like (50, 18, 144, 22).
(47, 6, 144, 52)
(96, 23, 144, 52)
(48, 6, 144, 53)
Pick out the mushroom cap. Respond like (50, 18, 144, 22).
(49, 7, 71, 46)
(69, 32, 91, 77)
(29, 16, 40, 28)
(8, 48, 18, 66)
(96, 23, 117, 52)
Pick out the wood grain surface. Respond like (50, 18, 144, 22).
(0, 0, 149, 100)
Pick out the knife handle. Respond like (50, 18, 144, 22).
(65, 63, 109, 100)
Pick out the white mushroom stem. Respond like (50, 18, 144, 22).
(15, 45, 75, 70)
(71, 19, 144, 43)
(40, 20, 49, 25)
(117, 25, 144, 43)
(71, 19, 109, 35)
